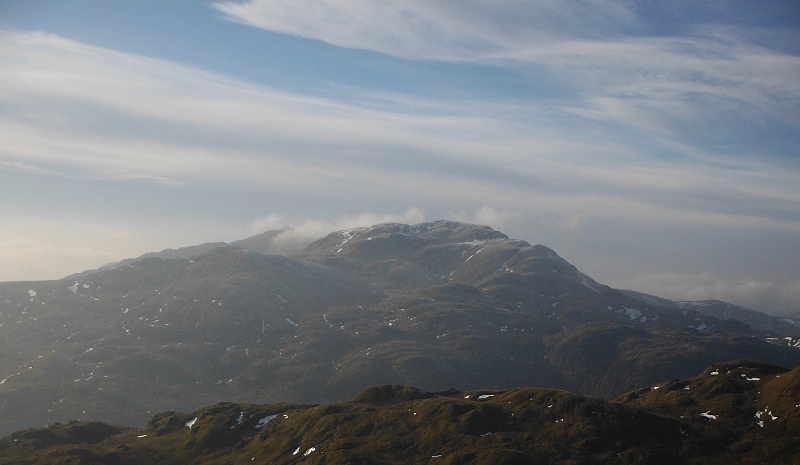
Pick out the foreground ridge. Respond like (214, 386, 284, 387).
(1, 360, 799, 464)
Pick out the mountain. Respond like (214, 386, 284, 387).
(0, 220, 798, 437)
(67, 228, 306, 279)
(1, 359, 798, 464)
(622, 290, 800, 338)
(675, 300, 800, 338)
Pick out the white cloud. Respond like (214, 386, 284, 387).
(243, 208, 427, 257)
(3, 33, 561, 191)
(534, 33, 800, 149)
(213, 1, 800, 159)
(2, 27, 798, 234)
(3, 30, 797, 225)
(622, 272, 800, 316)
(0, 160, 64, 176)
(445, 207, 521, 233)
(249, 214, 291, 235)
(213, 0, 638, 61)
(250, 207, 426, 238)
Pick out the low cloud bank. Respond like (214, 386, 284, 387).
(624, 272, 800, 317)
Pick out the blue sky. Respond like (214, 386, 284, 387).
(1, 0, 799, 315)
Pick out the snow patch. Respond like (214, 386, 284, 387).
(700, 411, 717, 420)
(621, 307, 642, 320)
(464, 245, 485, 262)
(496, 261, 511, 273)
(336, 228, 365, 248)
(255, 414, 277, 429)
(185, 417, 197, 428)
(579, 278, 600, 294)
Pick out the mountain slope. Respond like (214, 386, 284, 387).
(0, 249, 380, 435)
(67, 228, 306, 280)
(622, 290, 800, 338)
(0, 220, 798, 437)
(675, 300, 800, 338)
(2, 360, 799, 464)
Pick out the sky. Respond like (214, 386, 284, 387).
(1, 1, 799, 315)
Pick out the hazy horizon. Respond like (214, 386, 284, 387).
(1, 1, 799, 316)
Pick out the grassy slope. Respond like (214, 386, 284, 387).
(2, 360, 799, 465)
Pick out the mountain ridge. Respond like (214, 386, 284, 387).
(74, 220, 787, 326)
(0, 220, 798, 437)
(2, 359, 798, 464)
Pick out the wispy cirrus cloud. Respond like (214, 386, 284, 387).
(2, 30, 798, 233)
(212, 0, 639, 60)
(213, 1, 800, 164)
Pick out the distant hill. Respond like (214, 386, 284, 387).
(674, 300, 800, 337)
(1, 360, 798, 464)
(66, 228, 307, 279)
(0, 220, 798, 437)
(622, 290, 800, 338)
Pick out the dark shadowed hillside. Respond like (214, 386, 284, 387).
(2, 360, 799, 464)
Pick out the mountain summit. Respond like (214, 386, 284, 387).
(0, 221, 797, 436)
